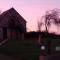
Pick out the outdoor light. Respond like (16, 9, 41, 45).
(55, 46, 60, 51)
(41, 45, 45, 50)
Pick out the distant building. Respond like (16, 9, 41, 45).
(0, 7, 26, 41)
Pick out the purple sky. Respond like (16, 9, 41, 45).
(0, 0, 60, 33)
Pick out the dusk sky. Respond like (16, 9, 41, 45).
(0, 0, 60, 33)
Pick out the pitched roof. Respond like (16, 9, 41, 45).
(0, 7, 26, 28)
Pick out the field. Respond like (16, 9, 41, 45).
(0, 39, 40, 60)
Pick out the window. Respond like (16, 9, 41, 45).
(3, 28, 7, 39)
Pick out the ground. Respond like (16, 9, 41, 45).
(0, 39, 40, 60)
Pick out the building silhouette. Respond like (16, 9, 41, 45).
(0, 7, 26, 41)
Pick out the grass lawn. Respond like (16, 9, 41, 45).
(0, 39, 40, 60)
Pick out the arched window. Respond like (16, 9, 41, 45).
(8, 17, 15, 28)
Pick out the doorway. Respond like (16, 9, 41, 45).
(3, 27, 7, 40)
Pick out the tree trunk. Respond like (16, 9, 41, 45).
(45, 19, 48, 32)
(46, 26, 48, 32)
(45, 23, 48, 32)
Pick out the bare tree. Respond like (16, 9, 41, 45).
(42, 8, 60, 32)
(37, 21, 43, 32)
(37, 16, 45, 32)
